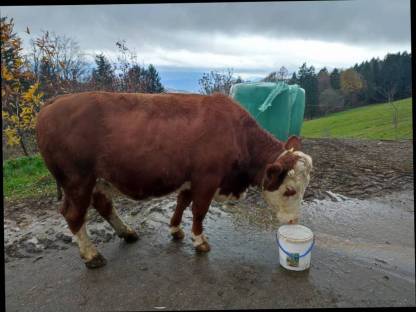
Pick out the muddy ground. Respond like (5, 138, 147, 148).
(4, 138, 415, 310)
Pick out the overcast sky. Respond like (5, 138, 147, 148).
(2, 1, 412, 88)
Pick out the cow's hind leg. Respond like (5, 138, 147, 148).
(190, 178, 219, 252)
(92, 181, 138, 243)
(61, 179, 106, 269)
(170, 189, 192, 240)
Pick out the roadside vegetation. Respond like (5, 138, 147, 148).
(3, 154, 55, 201)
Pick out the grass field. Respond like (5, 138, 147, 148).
(3, 154, 56, 201)
(301, 97, 413, 140)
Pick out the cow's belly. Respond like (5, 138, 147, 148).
(213, 189, 247, 202)
(96, 176, 191, 201)
(98, 164, 189, 200)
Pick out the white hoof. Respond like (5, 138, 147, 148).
(170, 226, 185, 239)
(191, 233, 208, 247)
(191, 233, 210, 252)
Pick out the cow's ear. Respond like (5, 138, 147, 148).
(264, 163, 285, 191)
(285, 136, 301, 151)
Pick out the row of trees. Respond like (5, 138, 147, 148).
(266, 51, 412, 119)
(198, 52, 412, 120)
(90, 40, 164, 94)
(1, 17, 165, 156)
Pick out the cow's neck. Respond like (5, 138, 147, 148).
(247, 126, 285, 187)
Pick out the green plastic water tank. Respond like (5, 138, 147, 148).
(230, 82, 305, 141)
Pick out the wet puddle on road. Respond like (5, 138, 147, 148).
(223, 190, 414, 259)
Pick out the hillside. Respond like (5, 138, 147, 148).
(301, 98, 412, 140)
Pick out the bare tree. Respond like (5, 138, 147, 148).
(277, 66, 289, 81)
(263, 66, 289, 82)
(376, 84, 399, 139)
(318, 88, 345, 116)
(198, 68, 236, 95)
(262, 71, 277, 82)
(28, 31, 88, 96)
(115, 39, 139, 92)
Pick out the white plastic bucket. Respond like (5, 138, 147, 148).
(277, 224, 314, 271)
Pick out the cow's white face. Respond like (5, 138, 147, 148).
(262, 151, 313, 224)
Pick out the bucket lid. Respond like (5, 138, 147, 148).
(278, 224, 313, 243)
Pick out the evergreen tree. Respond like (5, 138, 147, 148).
(289, 72, 298, 84)
(354, 52, 411, 104)
(235, 76, 244, 84)
(142, 64, 164, 93)
(90, 54, 115, 91)
(296, 63, 319, 119)
(399, 51, 412, 98)
(329, 68, 341, 90)
(317, 67, 331, 93)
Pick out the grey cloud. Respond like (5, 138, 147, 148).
(2, 0, 411, 53)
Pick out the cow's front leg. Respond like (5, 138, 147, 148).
(191, 199, 211, 252)
(170, 189, 192, 240)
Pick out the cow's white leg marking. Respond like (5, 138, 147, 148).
(169, 181, 191, 239)
(214, 189, 240, 202)
(94, 179, 136, 238)
(170, 226, 182, 234)
(108, 206, 136, 237)
(75, 223, 99, 262)
(170, 225, 185, 239)
(177, 181, 191, 192)
(191, 232, 208, 247)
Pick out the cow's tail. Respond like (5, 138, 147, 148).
(56, 180, 63, 201)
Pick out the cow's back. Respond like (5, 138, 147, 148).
(36, 91, 253, 198)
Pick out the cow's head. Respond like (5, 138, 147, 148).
(261, 136, 313, 224)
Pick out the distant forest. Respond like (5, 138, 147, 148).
(199, 52, 412, 120)
(288, 52, 412, 119)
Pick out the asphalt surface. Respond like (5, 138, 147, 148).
(5, 190, 415, 311)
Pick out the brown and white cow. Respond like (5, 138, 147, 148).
(36, 91, 312, 269)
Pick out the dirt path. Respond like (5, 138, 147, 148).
(4, 138, 415, 310)
(302, 138, 413, 199)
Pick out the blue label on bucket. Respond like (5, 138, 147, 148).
(287, 253, 300, 267)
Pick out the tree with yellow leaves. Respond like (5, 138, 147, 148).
(1, 17, 43, 156)
(340, 68, 365, 108)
